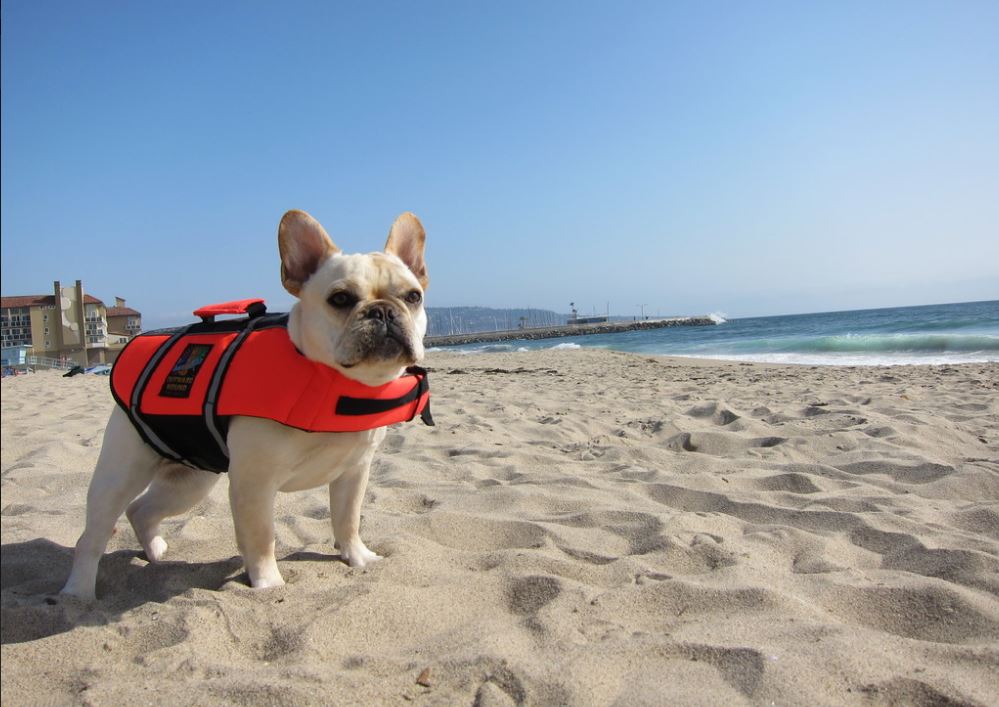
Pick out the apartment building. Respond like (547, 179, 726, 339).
(107, 297, 143, 339)
(1, 280, 142, 366)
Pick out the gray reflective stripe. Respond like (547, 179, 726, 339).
(202, 316, 268, 461)
(129, 326, 193, 462)
(202, 402, 229, 461)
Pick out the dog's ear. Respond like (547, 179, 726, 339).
(385, 212, 428, 289)
(278, 210, 340, 296)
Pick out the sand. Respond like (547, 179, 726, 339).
(2, 349, 998, 705)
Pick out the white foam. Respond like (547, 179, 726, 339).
(669, 352, 999, 367)
(550, 342, 582, 350)
(436, 342, 530, 356)
(708, 312, 728, 324)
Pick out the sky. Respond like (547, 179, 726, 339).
(2, 1, 997, 328)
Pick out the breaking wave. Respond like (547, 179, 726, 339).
(747, 333, 998, 355)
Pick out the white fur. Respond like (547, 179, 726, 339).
(61, 211, 428, 600)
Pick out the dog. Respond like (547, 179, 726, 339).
(61, 209, 429, 600)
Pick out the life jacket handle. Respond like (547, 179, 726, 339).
(193, 298, 268, 323)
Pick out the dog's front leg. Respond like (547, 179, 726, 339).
(329, 458, 381, 568)
(228, 474, 284, 589)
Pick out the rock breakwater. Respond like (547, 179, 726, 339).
(425, 316, 716, 347)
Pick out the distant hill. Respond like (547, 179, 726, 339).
(425, 306, 631, 336)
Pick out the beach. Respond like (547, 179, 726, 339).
(2, 349, 997, 705)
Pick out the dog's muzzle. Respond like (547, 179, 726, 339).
(351, 306, 416, 362)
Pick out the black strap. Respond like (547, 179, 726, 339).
(335, 366, 433, 425)
(420, 397, 435, 426)
(411, 365, 435, 426)
(128, 324, 196, 464)
(201, 314, 280, 462)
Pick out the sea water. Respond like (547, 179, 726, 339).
(434, 300, 999, 366)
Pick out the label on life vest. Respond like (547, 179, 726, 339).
(159, 343, 214, 398)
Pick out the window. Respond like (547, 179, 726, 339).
(1, 309, 34, 346)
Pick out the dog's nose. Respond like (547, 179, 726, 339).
(365, 305, 396, 322)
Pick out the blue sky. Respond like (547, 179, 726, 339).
(2, 1, 997, 328)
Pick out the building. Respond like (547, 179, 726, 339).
(1, 281, 142, 367)
(106, 297, 143, 339)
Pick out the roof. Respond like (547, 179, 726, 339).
(1, 294, 105, 309)
(107, 306, 141, 317)
(1, 295, 50, 309)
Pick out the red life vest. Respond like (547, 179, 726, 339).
(111, 299, 432, 473)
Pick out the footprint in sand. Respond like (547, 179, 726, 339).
(406, 512, 547, 552)
(665, 431, 786, 455)
(685, 402, 741, 426)
(750, 472, 823, 494)
(835, 460, 954, 484)
(817, 583, 999, 644)
(506, 575, 561, 615)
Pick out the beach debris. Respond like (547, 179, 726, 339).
(416, 667, 432, 687)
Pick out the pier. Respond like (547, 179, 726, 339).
(425, 316, 717, 347)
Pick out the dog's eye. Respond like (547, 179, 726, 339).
(327, 291, 358, 309)
(404, 290, 423, 305)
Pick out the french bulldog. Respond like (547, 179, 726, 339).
(61, 209, 429, 600)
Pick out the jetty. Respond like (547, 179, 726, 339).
(425, 315, 717, 347)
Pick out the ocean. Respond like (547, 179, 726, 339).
(432, 300, 999, 366)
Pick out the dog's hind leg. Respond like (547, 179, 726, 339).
(61, 408, 162, 600)
(126, 465, 220, 562)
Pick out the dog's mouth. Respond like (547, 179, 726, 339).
(338, 321, 416, 369)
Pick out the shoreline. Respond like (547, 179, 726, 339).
(427, 342, 996, 369)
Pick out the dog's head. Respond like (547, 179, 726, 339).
(279, 209, 429, 387)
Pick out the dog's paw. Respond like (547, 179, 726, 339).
(247, 564, 286, 589)
(59, 584, 96, 602)
(250, 575, 286, 590)
(340, 541, 382, 568)
(144, 536, 168, 563)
